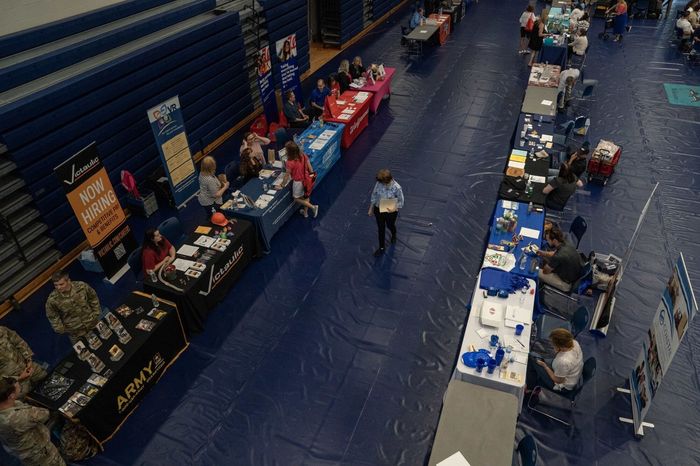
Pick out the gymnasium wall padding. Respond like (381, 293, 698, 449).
(0, 0, 216, 93)
(0, 10, 252, 254)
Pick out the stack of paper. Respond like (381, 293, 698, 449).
(177, 245, 199, 257)
(193, 236, 217, 248)
(172, 258, 196, 272)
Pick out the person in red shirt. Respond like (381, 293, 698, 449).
(141, 228, 176, 276)
(285, 141, 318, 218)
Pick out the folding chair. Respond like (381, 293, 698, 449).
(157, 217, 186, 247)
(568, 215, 588, 248)
(516, 435, 539, 466)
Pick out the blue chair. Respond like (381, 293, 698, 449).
(275, 127, 290, 150)
(157, 216, 185, 246)
(127, 246, 143, 282)
(517, 435, 538, 466)
(527, 357, 597, 426)
(577, 79, 598, 99)
(568, 215, 588, 248)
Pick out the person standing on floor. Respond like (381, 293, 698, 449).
(45, 270, 102, 345)
(197, 156, 229, 216)
(528, 13, 546, 66)
(285, 141, 319, 218)
(0, 378, 66, 466)
(607, 0, 628, 42)
(519, 5, 535, 54)
(0, 327, 47, 397)
(368, 169, 405, 257)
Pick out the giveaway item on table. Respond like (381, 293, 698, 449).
(86, 354, 105, 373)
(105, 312, 121, 330)
(115, 305, 133, 318)
(96, 321, 112, 340)
(114, 326, 132, 344)
(73, 341, 89, 360)
(185, 269, 202, 279)
(148, 308, 167, 320)
(36, 373, 74, 401)
(78, 383, 99, 397)
(59, 401, 81, 418)
(69, 392, 92, 407)
(87, 374, 108, 387)
(135, 319, 156, 332)
(480, 300, 506, 327)
(108, 344, 125, 361)
(85, 332, 102, 350)
(461, 349, 492, 368)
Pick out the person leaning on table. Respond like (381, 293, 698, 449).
(536, 227, 583, 292)
(368, 169, 404, 257)
(198, 156, 229, 216)
(526, 328, 584, 392)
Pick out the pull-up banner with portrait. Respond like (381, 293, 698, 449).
(54, 143, 138, 279)
(146, 96, 198, 208)
(256, 46, 278, 124)
(628, 253, 697, 434)
(275, 34, 303, 103)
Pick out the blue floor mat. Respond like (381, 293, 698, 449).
(3, 1, 700, 465)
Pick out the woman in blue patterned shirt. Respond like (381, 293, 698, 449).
(368, 169, 405, 257)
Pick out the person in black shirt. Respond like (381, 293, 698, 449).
(283, 90, 310, 128)
(349, 56, 365, 80)
(537, 227, 583, 292)
(550, 145, 588, 180)
(543, 163, 583, 211)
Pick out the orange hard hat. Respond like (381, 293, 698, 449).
(211, 212, 228, 226)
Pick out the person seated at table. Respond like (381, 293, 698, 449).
(198, 155, 229, 215)
(368, 63, 385, 82)
(527, 13, 547, 67)
(328, 75, 341, 97)
(239, 148, 263, 180)
(349, 56, 365, 80)
(677, 11, 694, 50)
(308, 78, 330, 119)
(410, 7, 425, 29)
(688, 1, 700, 29)
(240, 132, 270, 165)
(336, 60, 353, 93)
(526, 328, 583, 392)
(574, 12, 590, 33)
(568, 29, 588, 59)
(549, 144, 588, 179)
(543, 163, 583, 211)
(570, 6, 584, 22)
(142, 228, 176, 276)
(536, 227, 583, 292)
(283, 90, 310, 128)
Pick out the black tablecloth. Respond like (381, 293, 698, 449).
(144, 218, 258, 334)
(28, 292, 188, 446)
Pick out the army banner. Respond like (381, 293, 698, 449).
(54, 143, 137, 280)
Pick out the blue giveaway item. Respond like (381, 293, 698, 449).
(461, 349, 491, 368)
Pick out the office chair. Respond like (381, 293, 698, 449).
(157, 217, 185, 247)
(527, 357, 597, 426)
(516, 434, 539, 466)
(536, 305, 590, 341)
(127, 247, 143, 283)
(568, 215, 588, 248)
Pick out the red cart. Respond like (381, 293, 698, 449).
(588, 139, 621, 185)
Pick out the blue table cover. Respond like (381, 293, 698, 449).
(540, 43, 567, 69)
(487, 200, 545, 280)
(223, 173, 297, 253)
(297, 121, 345, 185)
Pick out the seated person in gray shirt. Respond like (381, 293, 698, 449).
(197, 156, 229, 216)
(536, 227, 583, 292)
(543, 163, 583, 211)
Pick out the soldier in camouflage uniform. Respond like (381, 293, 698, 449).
(0, 378, 65, 466)
(45, 270, 101, 344)
(0, 326, 46, 397)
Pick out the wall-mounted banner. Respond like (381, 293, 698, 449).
(629, 253, 697, 434)
(146, 97, 198, 208)
(54, 143, 137, 279)
(256, 46, 278, 125)
(275, 34, 303, 103)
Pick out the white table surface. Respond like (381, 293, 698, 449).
(453, 272, 537, 408)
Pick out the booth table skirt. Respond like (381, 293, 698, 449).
(356, 67, 395, 113)
(540, 43, 567, 68)
(27, 292, 189, 446)
(144, 219, 258, 334)
(298, 122, 345, 184)
(429, 14, 451, 45)
(324, 91, 371, 149)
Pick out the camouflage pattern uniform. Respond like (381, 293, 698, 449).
(0, 327, 46, 397)
(0, 401, 65, 466)
(45, 281, 101, 344)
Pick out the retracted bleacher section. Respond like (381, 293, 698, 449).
(319, 0, 406, 48)
(374, 0, 404, 19)
(259, 0, 311, 76)
(0, 0, 253, 302)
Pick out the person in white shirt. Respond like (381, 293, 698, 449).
(519, 5, 536, 54)
(569, 29, 589, 57)
(677, 11, 694, 40)
(558, 67, 580, 108)
(527, 328, 584, 392)
(570, 7, 584, 22)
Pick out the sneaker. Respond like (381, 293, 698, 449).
(523, 49, 532, 54)
(312, 205, 319, 218)
(390, 235, 397, 244)
(373, 248, 385, 257)
(518, 49, 524, 54)
(300, 208, 308, 218)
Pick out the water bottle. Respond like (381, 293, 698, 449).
(151, 293, 159, 308)
(519, 253, 528, 271)
(526, 179, 533, 196)
(501, 346, 513, 369)
(148, 270, 157, 283)
(495, 347, 505, 366)
(528, 201, 533, 214)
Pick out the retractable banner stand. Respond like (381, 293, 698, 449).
(256, 46, 278, 124)
(275, 34, 303, 103)
(624, 254, 698, 436)
(54, 143, 137, 281)
(146, 97, 198, 208)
